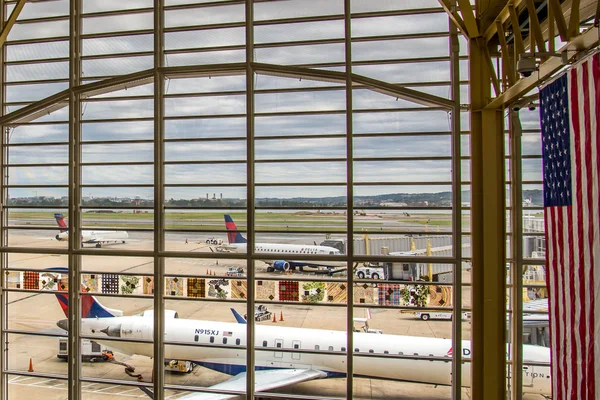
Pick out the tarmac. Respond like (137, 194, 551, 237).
(4, 235, 543, 399)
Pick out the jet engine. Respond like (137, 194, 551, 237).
(272, 261, 290, 272)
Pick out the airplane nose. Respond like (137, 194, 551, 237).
(100, 324, 121, 338)
(57, 319, 69, 331)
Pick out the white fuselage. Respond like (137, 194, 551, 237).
(80, 317, 551, 396)
(226, 243, 346, 268)
(228, 243, 339, 256)
(56, 230, 129, 243)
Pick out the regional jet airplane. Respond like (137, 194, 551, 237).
(54, 213, 128, 248)
(221, 214, 345, 272)
(54, 293, 552, 398)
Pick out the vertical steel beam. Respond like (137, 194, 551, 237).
(245, 1, 256, 398)
(343, 1, 354, 398)
(525, 0, 547, 53)
(470, 15, 507, 400)
(568, 0, 581, 40)
(496, 21, 514, 87)
(548, 0, 569, 42)
(548, 3, 556, 54)
(68, 0, 83, 398)
(508, 4, 525, 57)
(510, 112, 524, 400)
(457, 0, 480, 38)
(449, 16, 463, 399)
(153, 0, 165, 398)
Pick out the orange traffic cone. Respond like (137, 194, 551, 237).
(272, 313, 277, 323)
(28, 358, 33, 372)
(206, 269, 209, 275)
(279, 311, 284, 322)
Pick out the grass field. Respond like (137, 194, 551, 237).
(8, 211, 388, 232)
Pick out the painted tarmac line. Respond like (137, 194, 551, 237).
(8, 376, 37, 383)
(9, 380, 149, 398)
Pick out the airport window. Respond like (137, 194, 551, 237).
(0, 0, 552, 398)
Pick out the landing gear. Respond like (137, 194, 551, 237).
(95, 243, 102, 248)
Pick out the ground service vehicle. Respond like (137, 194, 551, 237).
(57, 338, 112, 362)
(415, 312, 471, 321)
(164, 360, 194, 373)
(226, 266, 244, 277)
(355, 265, 385, 279)
(244, 305, 272, 322)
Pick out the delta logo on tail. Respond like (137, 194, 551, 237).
(224, 214, 247, 244)
(50, 267, 122, 319)
(54, 213, 68, 233)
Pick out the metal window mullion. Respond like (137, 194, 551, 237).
(449, 16, 463, 400)
(0, 0, 7, 397)
(245, 1, 255, 398)
(343, 1, 354, 398)
(153, 0, 165, 399)
(509, 112, 524, 400)
(68, 0, 83, 399)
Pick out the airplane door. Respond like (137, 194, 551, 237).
(291, 340, 301, 360)
(522, 365, 534, 387)
(274, 339, 283, 358)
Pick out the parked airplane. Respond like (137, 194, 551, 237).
(54, 294, 552, 398)
(221, 214, 345, 272)
(54, 213, 129, 248)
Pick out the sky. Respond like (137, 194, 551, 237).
(3, 0, 544, 200)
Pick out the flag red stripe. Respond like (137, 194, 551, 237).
(582, 60, 594, 400)
(567, 205, 576, 399)
(590, 52, 600, 400)
(557, 206, 567, 400)
(545, 207, 559, 398)
(572, 64, 586, 399)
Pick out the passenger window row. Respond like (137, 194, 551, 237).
(194, 335, 241, 346)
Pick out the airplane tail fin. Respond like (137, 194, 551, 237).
(54, 213, 68, 233)
(224, 214, 247, 245)
(230, 308, 247, 324)
(50, 268, 123, 319)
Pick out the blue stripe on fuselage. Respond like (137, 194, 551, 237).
(193, 361, 344, 378)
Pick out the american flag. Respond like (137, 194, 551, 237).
(540, 51, 600, 400)
(223, 331, 232, 337)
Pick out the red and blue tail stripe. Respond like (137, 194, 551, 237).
(54, 213, 68, 233)
(224, 214, 247, 244)
(49, 267, 116, 319)
(55, 293, 117, 319)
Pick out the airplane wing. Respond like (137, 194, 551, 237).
(176, 368, 327, 399)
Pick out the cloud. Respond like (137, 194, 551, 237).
(3, 2, 488, 201)
(256, 161, 346, 184)
(165, 164, 246, 185)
